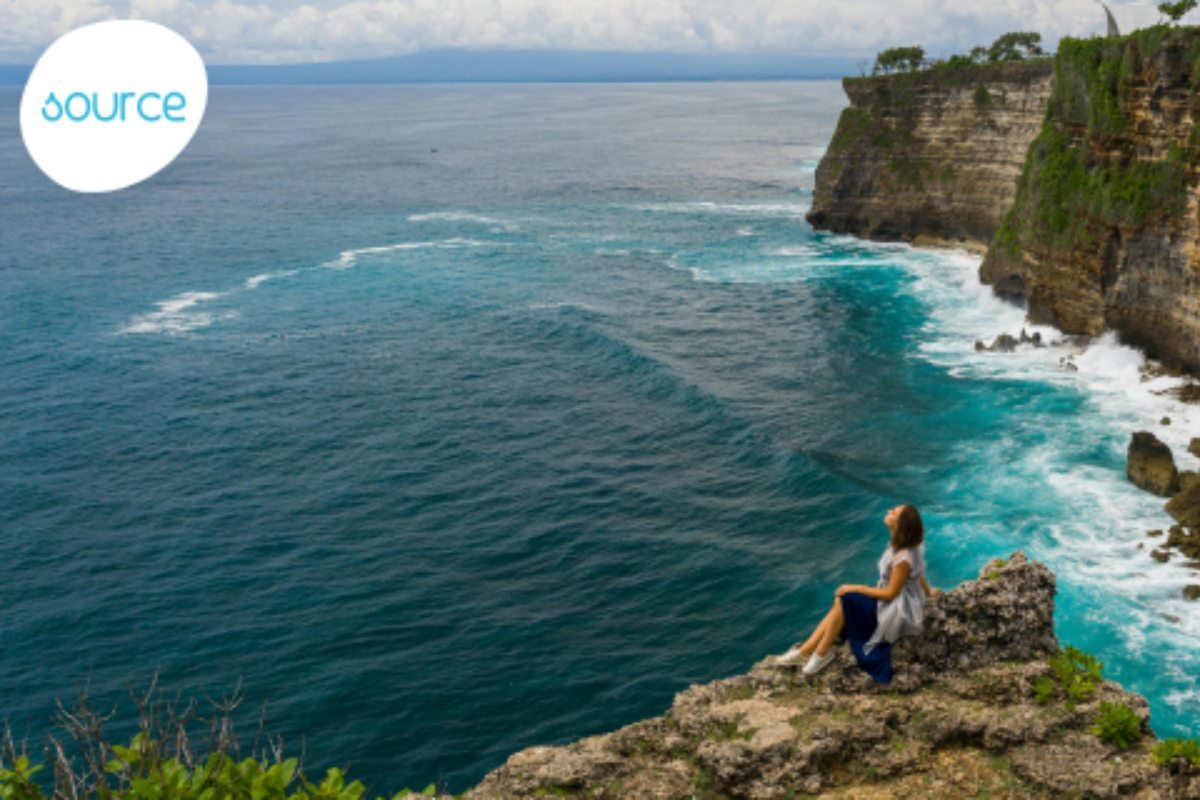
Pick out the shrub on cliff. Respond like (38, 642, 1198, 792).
(1153, 737, 1200, 770)
(1159, 0, 1198, 23)
(1092, 701, 1143, 749)
(873, 46, 926, 75)
(989, 31, 1045, 61)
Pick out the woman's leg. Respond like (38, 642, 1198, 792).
(814, 597, 845, 656)
(799, 600, 840, 656)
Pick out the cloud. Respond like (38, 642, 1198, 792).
(0, 0, 1169, 64)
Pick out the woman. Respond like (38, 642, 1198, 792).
(779, 503, 936, 683)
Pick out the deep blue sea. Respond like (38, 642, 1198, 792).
(2, 82, 1198, 793)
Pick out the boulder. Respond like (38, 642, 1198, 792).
(1166, 488, 1200, 530)
(1127, 431, 1180, 497)
(1190, 438, 1200, 459)
(1185, 585, 1200, 600)
(975, 333, 1018, 352)
(1164, 525, 1200, 558)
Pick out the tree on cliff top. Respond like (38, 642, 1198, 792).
(872, 46, 926, 75)
(988, 31, 1044, 61)
(1159, 0, 1198, 23)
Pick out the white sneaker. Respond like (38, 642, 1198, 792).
(802, 651, 835, 675)
(777, 646, 808, 665)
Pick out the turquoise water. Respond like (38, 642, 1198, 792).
(1, 82, 1197, 793)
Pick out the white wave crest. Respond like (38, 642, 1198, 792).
(407, 210, 518, 232)
(323, 238, 489, 270)
(118, 291, 238, 335)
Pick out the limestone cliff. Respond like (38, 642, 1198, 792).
(456, 554, 1199, 799)
(980, 27, 1200, 374)
(806, 61, 1054, 248)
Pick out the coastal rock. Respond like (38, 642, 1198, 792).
(464, 553, 1188, 799)
(979, 28, 1200, 375)
(976, 333, 1018, 352)
(1182, 472, 1200, 493)
(1165, 525, 1200, 558)
(1127, 431, 1181, 497)
(1166, 488, 1200, 530)
(1185, 585, 1200, 600)
(974, 330, 1043, 353)
(1191, 438, 1200, 459)
(807, 61, 1054, 250)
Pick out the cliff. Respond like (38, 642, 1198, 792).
(806, 61, 1054, 249)
(456, 554, 1200, 799)
(980, 27, 1200, 374)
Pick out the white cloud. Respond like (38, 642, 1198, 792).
(0, 0, 1170, 64)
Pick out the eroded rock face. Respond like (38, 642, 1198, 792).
(980, 29, 1200, 375)
(464, 554, 1193, 799)
(806, 61, 1054, 250)
(1128, 431, 1181, 497)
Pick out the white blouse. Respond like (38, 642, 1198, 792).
(863, 543, 926, 654)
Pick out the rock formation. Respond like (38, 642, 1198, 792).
(809, 27, 1200, 376)
(460, 554, 1199, 798)
(806, 60, 1053, 249)
(1128, 431, 1182, 497)
(980, 28, 1200, 374)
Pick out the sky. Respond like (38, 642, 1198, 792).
(0, 0, 1169, 65)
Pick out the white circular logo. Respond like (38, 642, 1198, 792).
(20, 20, 208, 193)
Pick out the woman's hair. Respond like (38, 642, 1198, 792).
(891, 504, 924, 550)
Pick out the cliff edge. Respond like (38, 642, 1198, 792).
(806, 61, 1054, 249)
(458, 553, 1199, 799)
(981, 27, 1200, 374)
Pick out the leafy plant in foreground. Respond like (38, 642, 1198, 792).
(0, 677, 455, 800)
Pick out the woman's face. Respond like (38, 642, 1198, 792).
(884, 505, 903, 532)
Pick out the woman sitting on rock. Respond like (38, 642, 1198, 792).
(779, 503, 936, 682)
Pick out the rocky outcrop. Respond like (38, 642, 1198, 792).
(1128, 431, 1182, 496)
(463, 554, 1198, 798)
(806, 61, 1054, 249)
(980, 27, 1200, 374)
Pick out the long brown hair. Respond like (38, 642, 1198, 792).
(891, 504, 924, 550)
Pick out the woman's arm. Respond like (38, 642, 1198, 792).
(835, 560, 910, 602)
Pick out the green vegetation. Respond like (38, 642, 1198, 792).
(1160, 0, 1198, 23)
(1092, 702, 1142, 749)
(0, 744, 450, 800)
(1032, 645, 1103, 710)
(870, 31, 1046, 77)
(988, 32, 1045, 62)
(974, 83, 992, 107)
(988, 26, 1200, 263)
(0, 686, 454, 800)
(873, 46, 926, 75)
(1152, 737, 1200, 769)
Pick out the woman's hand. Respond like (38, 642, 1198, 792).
(834, 584, 856, 597)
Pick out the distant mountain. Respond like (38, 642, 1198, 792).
(0, 49, 863, 85)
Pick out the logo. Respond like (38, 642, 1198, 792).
(20, 20, 208, 193)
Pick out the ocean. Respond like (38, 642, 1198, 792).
(1, 81, 1197, 793)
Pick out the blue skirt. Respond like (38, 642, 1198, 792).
(839, 592, 893, 683)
